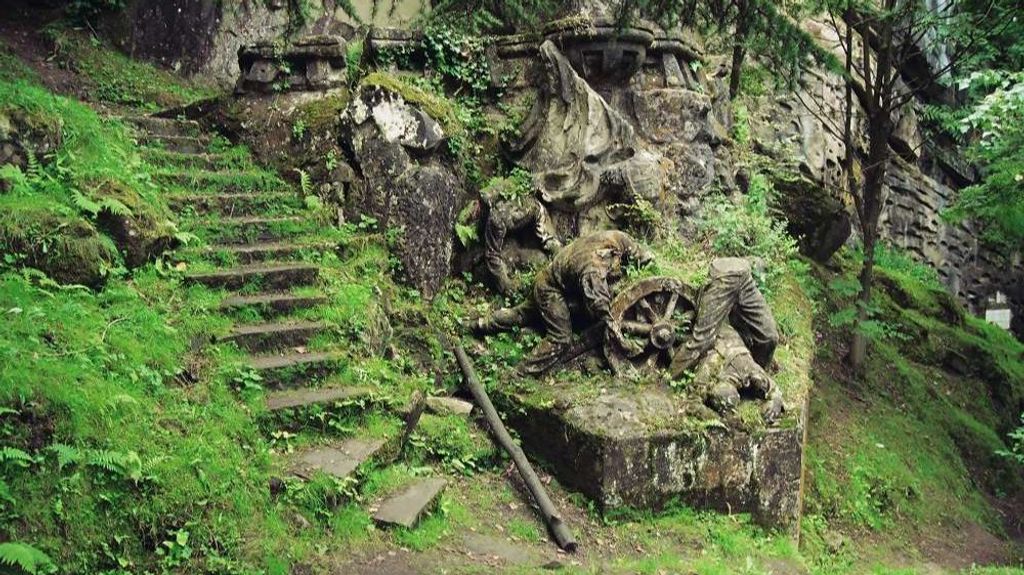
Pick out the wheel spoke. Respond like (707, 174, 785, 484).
(622, 321, 652, 335)
(638, 298, 659, 323)
(663, 292, 679, 321)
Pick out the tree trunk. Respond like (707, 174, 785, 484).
(849, 115, 892, 371)
(728, 0, 751, 100)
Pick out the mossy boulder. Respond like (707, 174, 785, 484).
(0, 107, 63, 178)
(0, 200, 116, 287)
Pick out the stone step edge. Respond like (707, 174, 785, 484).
(372, 477, 449, 529)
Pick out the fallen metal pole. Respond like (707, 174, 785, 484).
(453, 344, 578, 553)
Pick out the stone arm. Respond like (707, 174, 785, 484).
(532, 199, 562, 253)
(580, 269, 614, 325)
(484, 216, 514, 296)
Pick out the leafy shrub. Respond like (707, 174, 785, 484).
(997, 413, 1024, 465)
(700, 172, 801, 292)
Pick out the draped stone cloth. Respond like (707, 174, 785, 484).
(511, 40, 637, 209)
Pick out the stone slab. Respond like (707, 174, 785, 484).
(293, 438, 385, 480)
(373, 477, 447, 528)
(266, 386, 371, 411)
(425, 396, 474, 417)
(495, 381, 806, 533)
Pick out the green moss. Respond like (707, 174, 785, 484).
(297, 90, 352, 131)
(361, 71, 465, 136)
(47, 28, 216, 112)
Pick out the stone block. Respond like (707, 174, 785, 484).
(495, 382, 806, 533)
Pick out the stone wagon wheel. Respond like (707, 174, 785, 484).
(604, 276, 698, 376)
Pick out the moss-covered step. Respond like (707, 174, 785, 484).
(494, 379, 807, 533)
(125, 116, 201, 138)
(138, 134, 210, 154)
(248, 350, 344, 387)
(152, 169, 287, 191)
(195, 241, 334, 265)
(185, 263, 319, 290)
(186, 216, 314, 245)
(219, 320, 328, 353)
(167, 192, 302, 218)
(372, 477, 448, 529)
(143, 149, 241, 171)
(220, 292, 329, 318)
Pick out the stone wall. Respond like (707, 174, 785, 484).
(751, 17, 1023, 329)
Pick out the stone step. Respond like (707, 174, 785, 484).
(168, 191, 301, 217)
(126, 116, 201, 138)
(372, 478, 448, 529)
(426, 396, 474, 417)
(153, 169, 285, 191)
(291, 438, 386, 481)
(220, 292, 328, 318)
(186, 263, 319, 290)
(248, 350, 343, 386)
(220, 320, 328, 353)
(139, 134, 210, 154)
(198, 241, 331, 264)
(143, 149, 237, 171)
(190, 216, 308, 245)
(266, 386, 372, 412)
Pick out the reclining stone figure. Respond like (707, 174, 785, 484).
(470, 230, 653, 374)
(481, 178, 562, 296)
(671, 258, 784, 422)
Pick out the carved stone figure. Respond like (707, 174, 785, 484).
(471, 230, 653, 374)
(481, 179, 562, 296)
(670, 258, 783, 421)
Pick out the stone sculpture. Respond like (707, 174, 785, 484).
(670, 258, 783, 421)
(510, 41, 663, 215)
(470, 230, 653, 374)
(481, 179, 562, 296)
(236, 35, 347, 94)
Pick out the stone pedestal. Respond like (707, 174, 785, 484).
(495, 381, 806, 532)
(236, 35, 347, 93)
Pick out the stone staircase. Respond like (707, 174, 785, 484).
(130, 115, 446, 529)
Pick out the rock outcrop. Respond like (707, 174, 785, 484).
(342, 86, 463, 298)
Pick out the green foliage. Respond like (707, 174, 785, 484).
(65, 0, 126, 21)
(0, 543, 57, 575)
(946, 71, 1024, 251)
(0, 75, 177, 284)
(997, 413, 1024, 465)
(700, 173, 801, 291)
(422, 25, 492, 96)
(426, 0, 558, 33)
(345, 40, 365, 85)
(731, 101, 750, 145)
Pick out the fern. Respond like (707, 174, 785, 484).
(24, 149, 43, 183)
(0, 447, 33, 468)
(294, 168, 312, 196)
(46, 443, 81, 470)
(0, 542, 56, 575)
(97, 197, 133, 217)
(45, 444, 143, 481)
(70, 190, 102, 216)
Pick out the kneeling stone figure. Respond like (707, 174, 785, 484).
(471, 230, 652, 374)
